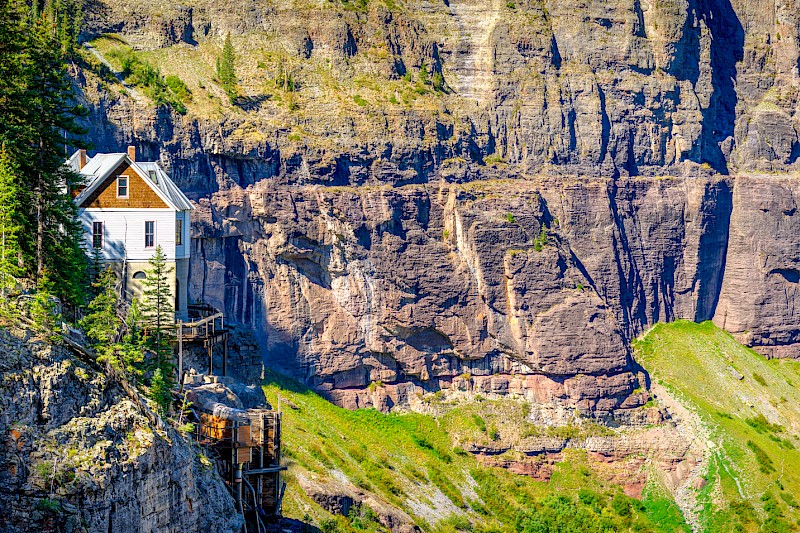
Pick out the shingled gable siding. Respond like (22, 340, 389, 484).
(80, 161, 169, 209)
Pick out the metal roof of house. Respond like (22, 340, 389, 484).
(136, 162, 194, 211)
(70, 150, 193, 211)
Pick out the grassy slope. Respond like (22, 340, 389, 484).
(634, 320, 800, 532)
(262, 371, 685, 533)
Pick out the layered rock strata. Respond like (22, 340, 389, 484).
(183, 175, 800, 413)
(71, 0, 800, 411)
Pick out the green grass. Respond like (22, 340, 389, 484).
(634, 320, 800, 532)
(262, 369, 683, 532)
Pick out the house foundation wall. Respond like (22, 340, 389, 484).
(102, 259, 189, 320)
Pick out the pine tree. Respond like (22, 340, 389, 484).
(29, 271, 61, 339)
(0, 148, 24, 298)
(118, 297, 145, 378)
(0, 1, 88, 314)
(148, 367, 172, 417)
(10, 14, 89, 309)
(217, 33, 237, 101)
(80, 267, 120, 353)
(0, 1, 27, 149)
(140, 245, 174, 366)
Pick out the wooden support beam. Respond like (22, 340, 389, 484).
(223, 334, 228, 377)
(177, 320, 183, 384)
(208, 340, 213, 376)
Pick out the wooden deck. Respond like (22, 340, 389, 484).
(176, 303, 230, 381)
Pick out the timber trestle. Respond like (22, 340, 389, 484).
(177, 304, 285, 531)
(176, 303, 230, 379)
(184, 374, 286, 531)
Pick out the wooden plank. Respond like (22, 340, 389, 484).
(238, 425, 251, 445)
(237, 447, 251, 464)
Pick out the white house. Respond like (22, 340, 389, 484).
(68, 146, 193, 320)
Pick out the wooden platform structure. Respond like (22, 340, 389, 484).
(185, 374, 286, 529)
(176, 303, 230, 380)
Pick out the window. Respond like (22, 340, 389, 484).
(175, 218, 183, 246)
(148, 170, 158, 184)
(145, 221, 155, 248)
(92, 221, 103, 249)
(117, 176, 128, 198)
(132, 271, 146, 280)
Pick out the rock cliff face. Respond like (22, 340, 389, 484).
(0, 329, 241, 533)
(73, 0, 800, 411)
(187, 174, 795, 415)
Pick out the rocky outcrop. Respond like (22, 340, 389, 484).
(181, 173, 800, 411)
(0, 328, 241, 533)
(713, 175, 800, 357)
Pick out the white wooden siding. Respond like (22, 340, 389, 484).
(79, 208, 178, 261)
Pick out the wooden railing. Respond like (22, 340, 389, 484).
(176, 303, 229, 381)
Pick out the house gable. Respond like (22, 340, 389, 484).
(80, 161, 169, 209)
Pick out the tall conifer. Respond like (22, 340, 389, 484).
(217, 33, 237, 101)
(0, 149, 24, 298)
(141, 245, 174, 367)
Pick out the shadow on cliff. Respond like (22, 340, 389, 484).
(694, 0, 744, 174)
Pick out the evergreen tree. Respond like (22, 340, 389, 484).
(0, 1, 27, 149)
(216, 33, 237, 101)
(23, 15, 87, 279)
(148, 367, 172, 416)
(29, 271, 61, 340)
(0, 1, 88, 315)
(117, 297, 145, 378)
(140, 245, 174, 366)
(80, 268, 146, 376)
(80, 267, 121, 354)
(0, 149, 24, 298)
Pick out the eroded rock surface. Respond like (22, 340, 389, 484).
(0, 329, 241, 533)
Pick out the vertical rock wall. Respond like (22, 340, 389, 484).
(184, 175, 798, 414)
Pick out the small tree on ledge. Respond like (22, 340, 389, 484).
(141, 245, 174, 374)
(216, 33, 237, 102)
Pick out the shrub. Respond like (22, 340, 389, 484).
(148, 368, 172, 417)
(165, 75, 192, 103)
(745, 414, 785, 434)
(533, 226, 547, 252)
(505, 212, 516, 223)
(611, 492, 632, 517)
(752, 372, 767, 386)
(432, 71, 445, 92)
(746, 440, 775, 473)
(472, 414, 487, 433)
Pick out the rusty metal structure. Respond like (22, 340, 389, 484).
(184, 374, 285, 531)
(178, 303, 284, 532)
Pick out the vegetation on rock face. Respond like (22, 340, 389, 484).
(106, 47, 191, 114)
(262, 370, 685, 533)
(635, 320, 800, 532)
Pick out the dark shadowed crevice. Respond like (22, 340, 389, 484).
(695, 179, 733, 321)
(695, 0, 744, 174)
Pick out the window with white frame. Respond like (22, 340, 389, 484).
(117, 175, 128, 198)
(175, 218, 183, 246)
(92, 221, 103, 249)
(145, 221, 155, 248)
